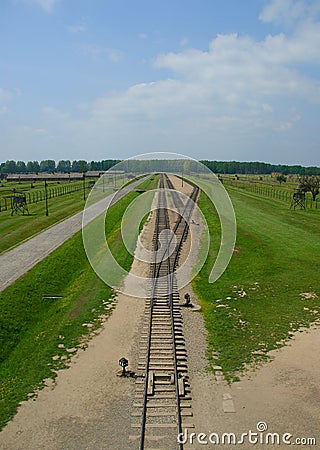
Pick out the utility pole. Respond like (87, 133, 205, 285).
(83, 172, 86, 201)
(44, 180, 49, 216)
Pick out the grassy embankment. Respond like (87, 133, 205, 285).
(0, 176, 158, 430)
(193, 186, 320, 381)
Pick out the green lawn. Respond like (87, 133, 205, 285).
(0, 189, 88, 255)
(193, 187, 320, 381)
(0, 176, 158, 430)
(0, 175, 139, 255)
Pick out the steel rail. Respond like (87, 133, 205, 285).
(139, 175, 171, 450)
(139, 173, 198, 450)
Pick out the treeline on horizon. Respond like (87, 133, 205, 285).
(1, 159, 319, 176)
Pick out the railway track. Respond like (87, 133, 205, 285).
(130, 174, 199, 449)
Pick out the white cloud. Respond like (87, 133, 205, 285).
(153, 31, 320, 107)
(42, 106, 69, 120)
(262, 104, 274, 112)
(15, 0, 60, 13)
(81, 44, 123, 62)
(37, 0, 58, 12)
(0, 87, 21, 113)
(180, 38, 189, 46)
(34, 128, 47, 135)
(259, 0, 307, 26)
(0, 88, 21, 103)
(259, 0, 320, 26)
(0, 106, 9, 115)
(16, 125, 48, 136)
(67, 20, 87, 34)
(276, 121, 293, 131)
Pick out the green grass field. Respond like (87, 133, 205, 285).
(221, 173, 319, 208)
(193, 186, 320, 381)
(0, 176, 158, 430)
(0, 189, 88, 254)
(0, 176, 138, 255)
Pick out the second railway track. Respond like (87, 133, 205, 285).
(130, 174, 199, 449)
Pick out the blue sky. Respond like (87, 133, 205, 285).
(1, 0, 320, 165)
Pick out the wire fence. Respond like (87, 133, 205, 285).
(0, 182, 85, 213)
(222, 178, 319, 209)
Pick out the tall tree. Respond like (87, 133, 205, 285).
(57, 160, 71, 172)
(26, 161, 40, 172)
(40, 160, 56, 172)
(299, 176, 320, 201)
(2, 160, 17, 173)
(16, 161, 27, 173)
(71, 160, 88, 172)
(276, 175, 287, 184)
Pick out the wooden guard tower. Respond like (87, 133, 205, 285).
(290, 190, 306, 210)
(11, 192, 29, 216)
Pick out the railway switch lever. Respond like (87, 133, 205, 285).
(119, 357, 128, 376)
(184, 293, 191, 307)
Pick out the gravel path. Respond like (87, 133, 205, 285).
(0, 178, 146, 292)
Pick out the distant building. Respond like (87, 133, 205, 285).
(6, 172, 81, 182)
(271, 171, 283, 177)
(6, 170, 125, 182)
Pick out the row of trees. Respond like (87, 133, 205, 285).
(1, 159, 319, 175)
(0, 159, 121, 174)
(201, 160, 320, 175)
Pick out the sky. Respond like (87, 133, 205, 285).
(0, 0, 320, 166)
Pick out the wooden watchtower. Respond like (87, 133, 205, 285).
(11, 192, 29, 216)
(290, 190, 306, 210)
